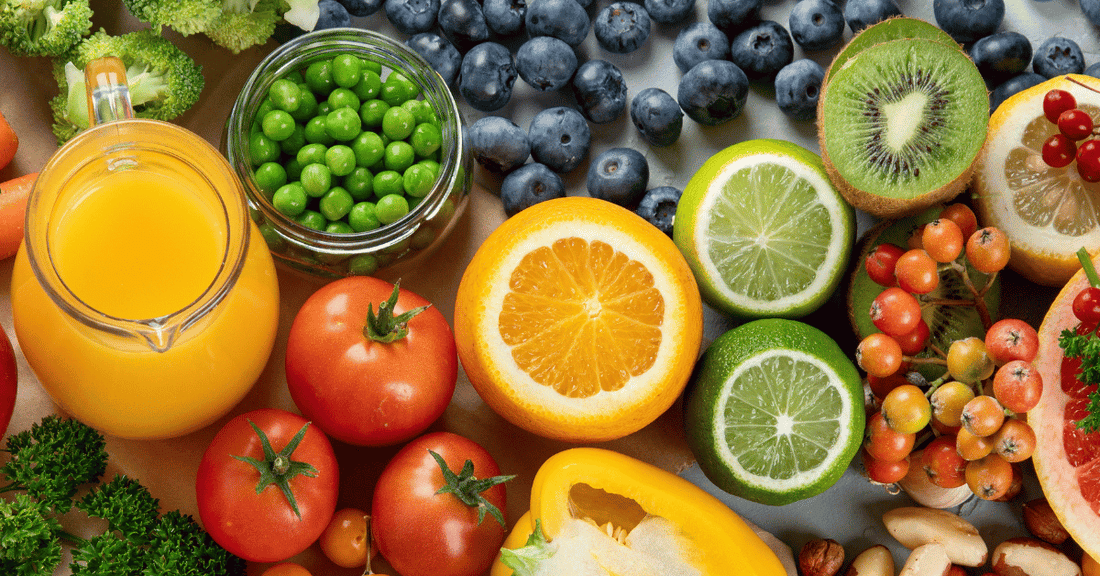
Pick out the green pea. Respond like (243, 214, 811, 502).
(258, 220, 287, 251)
(348, 201, 381, 232)
(381, 72, 419, 106)
(332, 53, 362, 88)
(360, 58, 383, 75)
(351, 131, 385, 167)
(325, 107, 362, 142)
(381, 106, 415, 141)
(409, 224, 436, 249)
(285, 158, 303, 182)
(305, 59, 335, 94)
(402, 164, 434, 198)
(325, 144, 356, 177)
(316, 100, 333, 117)
(359, 99, 390, 128)
(295, 209, 327, 231)
(409, 123, 442, 157)
(288, 88, 318, 122)
(273, 182, 308, 216)
(249, 132, 280, 166)
(301, 163, 333, 197)
(261, 109, 295, 141)
(254, 162, 288, 197)
(268, 79, 302, 112)
(417, 159, 441, 179)
(343, 167, 374, 201)
(326, 221, 355, 234)
(373, 171, 404, 198)
(328, 87, 361, 111)
(279, 123, 307, 156)
(304, 117, 335, 145)
(254, 97, 276, 124)
(297, 143, 329, 166)
(348, 253, 379, 275)
(285, 70, 305, 84)
(385, 141, 415, 173)
(375, 194, 410, 224)
(319, 186, 355, 221)
(352, 70, 382, 101)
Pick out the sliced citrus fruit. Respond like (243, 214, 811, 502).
(1032, 251, 1100, 560)
(674, 139, 855, 319)
(683, 318, 865, 505)
(454, 197, 704, 443)
(973, 74, 1100, 287)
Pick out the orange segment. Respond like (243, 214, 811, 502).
(454, 197, 703, 443)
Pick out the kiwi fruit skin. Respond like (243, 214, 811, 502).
(846, 206, 1000, 380)
(818, 38, 989, 219)
(824, 16, 963, 85)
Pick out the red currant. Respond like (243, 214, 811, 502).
(1073, 286, 1100, 323)
(992, 360, 1043, 413)
(1042, 133, 1077, 168)
(1060, 109, 1095, 140)
(922, 435, 968, 488)
(922, 219, 964, 263)
(870, 287, 922, 337)
(1044, 89, 1077, 123)
(965, 228, 1011, 274)
(894, 318, 930, 356)
(895, 249, 939, 294)
(862, 449, 910, 484)
(865, 243, 905, 288)
(1076, 139, 1100, 182)
(938, 204, 978, 240)
(856, 333, 903, 378)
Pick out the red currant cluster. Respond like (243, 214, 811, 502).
(1040, 88, 1100, 182)
(854, 204, 1041, 501)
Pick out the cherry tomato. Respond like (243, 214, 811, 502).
(320, 507, 369, 568)
(921, 435, 967, 488)
(196, 408, 339, 563)
(1074, 286, 1100, 324)
(372, 432, 512, 576)
(262, 564, 313, 576)
(984, 318, 1039, 365)
(864, 411, 915, 463)
(286, 277, 458, 446)
(0, 323, 17, 437)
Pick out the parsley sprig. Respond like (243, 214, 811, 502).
(1063, 248, 1100, 433)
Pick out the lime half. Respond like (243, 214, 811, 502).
(674, 139, 855, 319)
(684, 319, 865, 506)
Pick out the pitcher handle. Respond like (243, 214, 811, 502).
(84, 56, 134, 127)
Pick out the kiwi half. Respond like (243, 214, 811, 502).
(847, 206, 1000, 381)
(818, 38, 988, 219)
(824, 17, 962, 84)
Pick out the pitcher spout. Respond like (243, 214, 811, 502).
(135, 321, 181, 353)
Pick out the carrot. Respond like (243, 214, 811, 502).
(0, 173, 36, 260)
(0, 111, 16, 171)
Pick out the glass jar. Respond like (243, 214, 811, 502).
(225, 28, 472, 278)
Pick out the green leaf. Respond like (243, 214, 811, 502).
(499, 519, 554, 576)
(232, 420, 318, 519)
(429, 450, 515, 527)
(1061, 327, 1100, 433)
(0, 415, 107, 512)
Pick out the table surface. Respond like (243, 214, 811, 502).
(0, 0, 1093, 574)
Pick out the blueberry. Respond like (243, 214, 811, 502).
(843, 0, 901, 33)
(677, 59, 749, 126)
(989, 72, 1045, 113)
(484, 0, 526, 36)
(728, 20, 793, 82)
(1084, 0, 1100, 27)
(630, 87, 682, 147)
(707, 0, 762, 36)
(571, 59, 628, 124)
(516, 36, 578, 91)
(969, 31, 1032, 86)
(774, 59, 824, 121)
(528, 106, 591, 173)
(272, 21, 308, 43)
(673, 23, 729, 74)
(788, 0, 844, 52)
(636, 186, 681, 236)
(932, 0, 1003, 44)
(525, 0, 590, 48)
(438, 0, 491, 52)
(468, 116, 530, 173)
(316, 0, 353, 29)
(335, 0, 382, 16)
(1088, 62, 1100, 79)
(459, 42, 517, 112)
(1032, 36, 1085, 78)
(644, 0, 694, 25)
(587, 147, 650, 206)
(593, 2, 651, 54)
(501, 163, 566, 216)
(384, 0, 439, 34)
(406, 33, 462, 87)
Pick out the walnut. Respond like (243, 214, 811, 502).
(800, 538, 845, 576)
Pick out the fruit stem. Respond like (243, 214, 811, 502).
(945, 261, 995, 331)
(902, 356, 947, 366)
(1077, 247, 1100, 288)
(923, 376, 949, 398)
(1067, 75, 1100, 95)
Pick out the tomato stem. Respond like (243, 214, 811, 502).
(365, 282, 430, 343)
(1077, 247, 1100, 288)
(429, 450, 515, 527)
(232, 420, 319, 520)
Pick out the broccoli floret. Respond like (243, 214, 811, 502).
(203, 0, 280, 54)
(50, 29, 205, 144)
(0, 0, 92, 57)
(0, 415, 108, 512)
(121, 0, 221, 36)
(0, 494, 64, 576)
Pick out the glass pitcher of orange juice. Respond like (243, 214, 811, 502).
(10, 58, 280, 439)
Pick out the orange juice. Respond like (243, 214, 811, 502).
(11, 119, 280, 440)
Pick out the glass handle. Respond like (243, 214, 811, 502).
(84, 56, 133, 127)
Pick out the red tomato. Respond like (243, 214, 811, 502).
(285, 277, 457, 446)
(0, 173, 35, 260)
(0, 323, 17, 437)
(195, 408, 339, 563)
(372, 432, 511, 576)
(0, 110, 17, 171)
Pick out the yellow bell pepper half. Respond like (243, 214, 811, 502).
(491, 447, 786, 576)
